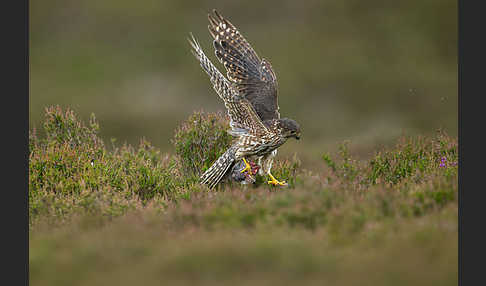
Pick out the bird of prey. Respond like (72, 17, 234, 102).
(189, 9, 301, 189)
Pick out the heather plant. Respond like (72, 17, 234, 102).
(322, 130, 458, 189)
(30, 107, 305, 227)
(172, 110, 233, 182)
(42, 105, 104, 150)
(161, 130, 457, 235)
(29, 107, 458, 231)
(29, 106, 181, 226)
(322, 140, 360, 184)
(366, 131, 457, 185)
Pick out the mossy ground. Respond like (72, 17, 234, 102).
(29, 106, 458, 285)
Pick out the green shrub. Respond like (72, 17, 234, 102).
(322, 140, 359, 184)
(367, 131, 457, 185)
(29, 107, 305, 227)
(29, 106, 457, 232)
(322, 130, 458, 188)
(29, 106, 182, 227)
(42, 105, 104, 150)
(172, 110, 233, 182)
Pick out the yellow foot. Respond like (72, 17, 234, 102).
(267, 173, 287, 186)
(240, 158, 251, 173)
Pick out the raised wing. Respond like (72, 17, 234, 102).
(189, 34, 269, 136)
(188, 34, 234, 105)
(208, 10, 280, 122)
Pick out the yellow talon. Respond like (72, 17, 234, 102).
(267, 173, 287, 186)
(240, 158, 251, 173)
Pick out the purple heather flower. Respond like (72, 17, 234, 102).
(441, 157, 447, 162)
(439, 162, 446, 168)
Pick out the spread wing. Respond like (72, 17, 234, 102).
(188, 34, 234, 105)
(208, 9, 280, 123)
(189, 34, 270, 136)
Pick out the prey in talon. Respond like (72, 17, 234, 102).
(230, 158, 260, 185)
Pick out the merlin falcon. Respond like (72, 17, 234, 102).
(189, 10, 301, 189)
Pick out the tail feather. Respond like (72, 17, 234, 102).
(200, 146, 237, 189)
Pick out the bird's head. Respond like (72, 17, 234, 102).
(277, 118, 301, 140)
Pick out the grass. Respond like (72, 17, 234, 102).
(29, 106, 458, 285)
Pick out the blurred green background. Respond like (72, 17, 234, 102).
(29, 0, 457, 161)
